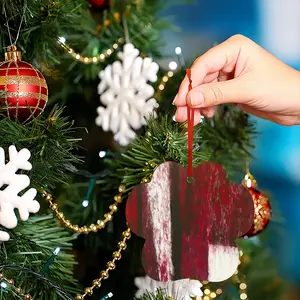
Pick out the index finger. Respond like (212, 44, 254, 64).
(174, 37, 241, 107)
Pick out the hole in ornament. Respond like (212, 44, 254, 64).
(187, 177, 194, 183)
(0, 184, 8, 191)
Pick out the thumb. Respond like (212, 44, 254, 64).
(187, 78, 248, 108)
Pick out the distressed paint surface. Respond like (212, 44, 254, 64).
(126, 161, 254, 282)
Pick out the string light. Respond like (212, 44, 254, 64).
(154, 69, 175, 99)
(100, 292, 113, 300)
(39, 247, 61, 275)
(58, 37, 125, 65)
(175, 46, 186, 70)
(82, 200, 89, 207)
(57, 10, 125, 64)
(99, 151, 107, 158)
(0, 282, 7, 289)
(204, 289, 211, 295)
(175, 47, 182, 55)
(42, 184, 125, 234)
(168, 61, 178, 71)
(81, 178, 96, 209)
(41, 164, 248, 299)
(74, 228, 131, 300)
(238, 280, 248, 300)
(43, 161, 156, 234)
(199, 251, 248, 299)
(216, 289, 222, 295)
(0, 273, 32, 299)
(58, 36, 66, 44)
(41, 162, 159, 299)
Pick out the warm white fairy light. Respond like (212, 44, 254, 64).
(204, 289, 210, 295)
(155, 68, 174, 98)
(198, 250, 247, 299)
(240, 283, 247, 290)
(58, 37, 124, 64)
(240, 293, 247, 300)
(158, 84, 165, 90)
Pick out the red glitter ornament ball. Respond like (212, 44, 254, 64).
(88, 0, 110, 9)
(243, 174, 272, 237)
(0, 45, 48, 123)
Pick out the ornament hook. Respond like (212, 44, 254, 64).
(243, 161, 257, 188)
(5, 45, 22, 61)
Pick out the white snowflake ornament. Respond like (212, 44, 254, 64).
(0, 145, 40, 241)
(96, 43, 159, 146)
(134, 276, 203, 300)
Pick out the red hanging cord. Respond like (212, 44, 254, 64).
(186, 69, 194, 180)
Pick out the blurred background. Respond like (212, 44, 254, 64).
(161, 0, 300, 287)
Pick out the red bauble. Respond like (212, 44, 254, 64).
(0, 46, 48, 123)
(88, 0, 110, 9)
(243, 176, 271, 237)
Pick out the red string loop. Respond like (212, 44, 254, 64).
(186, 69, 194, 180)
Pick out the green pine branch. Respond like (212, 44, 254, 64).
(114, 114, 211, 191)
(1, 0, 88, 65)
(201, 105, 257, 180)
(57, 176, 118, 251)
(109, 106, 255, 191)
(134, 289, 173, 300)
(46, 0, 176, 97)
(58, 107, 256, 251)
(0, 106, 81, 191)
(0, 215, 79, 300)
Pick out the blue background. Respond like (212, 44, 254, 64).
(161, 0, 300, 283)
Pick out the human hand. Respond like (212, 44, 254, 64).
(173, 34, 300, 126)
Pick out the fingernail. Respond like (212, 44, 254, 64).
(190, 91, 204, 107)
(172, 94, 178, 105)
(172, 115, 177, 122)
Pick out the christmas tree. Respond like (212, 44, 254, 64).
(0, 0, 284, 299)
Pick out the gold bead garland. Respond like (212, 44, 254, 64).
(154, 71, 174, 99)
(42, 184, 126, 234)
(74, 228, 131, 300)
(43, 161, 157, 233)
(141, 161, 157, 183)
(59, 38, 125, 65)
(0, 272, 32, 300)
(57, 10, 124, 64)
(43, 168, 248, 299)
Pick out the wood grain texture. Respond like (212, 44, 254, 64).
(126, 161, 254, 282)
